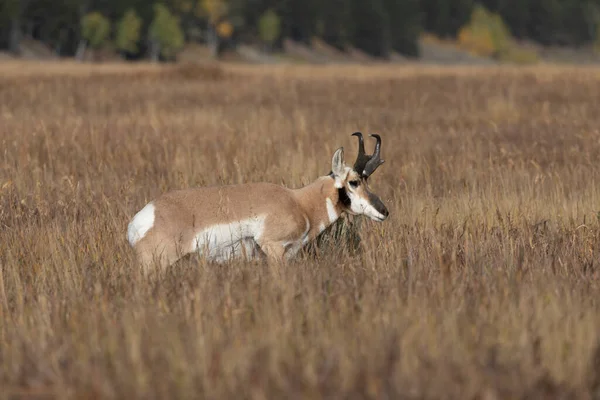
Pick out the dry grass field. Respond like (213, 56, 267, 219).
(3, 60, 600, 399)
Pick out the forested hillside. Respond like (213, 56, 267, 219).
(1, 0, 599, 62)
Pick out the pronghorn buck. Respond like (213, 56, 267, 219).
(127, 132, 389, 270)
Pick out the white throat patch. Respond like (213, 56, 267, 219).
(325, 198, 339, 224)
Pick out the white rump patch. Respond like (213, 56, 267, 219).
(319, 223, 326, 233)
(127, 202, 155, 246)
(326, 198, 339, 224)
(193, 215, 266, 262)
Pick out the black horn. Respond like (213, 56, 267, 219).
(362, 134, 385, 178)
(352, 132, 372, 174)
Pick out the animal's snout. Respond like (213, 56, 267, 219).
(380, 205, 389, 218)
(368, 192, 389, 220)
(375, 202, 389, 220)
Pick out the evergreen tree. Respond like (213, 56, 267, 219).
(421, 0, 452, 36)
(385, 0, 421, 56)
(348, 0, 391, 58)
(278, 0, 319, 44)
(498, 0, 532, 39)
(3, 0, 32, 55)
(421, 0, 474, 37)
(528, 0, 563, 44)
(318, 0, 352, 50)
(4, 0, 600, 62)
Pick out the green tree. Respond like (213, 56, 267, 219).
(258, 9, 281, 51)
(148, 3, 185, 61)
(81, 12, 111, 49)
(116, 9, 142, 54)
(78, 11, 111, 60)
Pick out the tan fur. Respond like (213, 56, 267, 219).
(133, 177, 343, 270)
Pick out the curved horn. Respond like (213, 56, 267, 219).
(352, 132, 371, 174)
(362, 134, 385, 178)
(352, 131, 366, 154)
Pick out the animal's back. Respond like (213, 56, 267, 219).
(154, 182, 297, 225)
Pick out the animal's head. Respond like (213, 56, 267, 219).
(330, 132, 389, 222)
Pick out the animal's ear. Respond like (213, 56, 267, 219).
(331, 147, 346, 188)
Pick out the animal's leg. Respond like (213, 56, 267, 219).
(258, 241, 287, 264)
(240, 238, 261, 261)
(257, 212, 309, 265)
(284, 241, 305, 261)
(136, 248, 170, 277)
(135, 238, 187, 277)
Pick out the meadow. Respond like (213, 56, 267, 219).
(2, 60, 600, 399)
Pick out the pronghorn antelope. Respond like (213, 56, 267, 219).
(127, 132, 388, 270)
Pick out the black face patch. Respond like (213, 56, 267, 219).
(338, 187, 351, 208)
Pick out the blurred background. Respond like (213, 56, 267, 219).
(2, 0, 600, 65)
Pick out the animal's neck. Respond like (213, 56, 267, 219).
(293, 176, 343, 235)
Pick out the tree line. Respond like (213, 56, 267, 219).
(1, 0, 600, 61)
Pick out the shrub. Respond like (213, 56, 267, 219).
(498, 46, 539, 64)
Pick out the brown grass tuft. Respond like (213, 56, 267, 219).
(2, 61, 600, 399)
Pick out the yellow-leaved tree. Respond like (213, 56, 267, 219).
(457, 4, 538, 64)
(198, 0, 232, 57)
(199, 0, 228, 23)
(458, 5, 509, 58)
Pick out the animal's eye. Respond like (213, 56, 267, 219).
(349, 180, 360, 188)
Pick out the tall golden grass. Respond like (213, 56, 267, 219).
(2, 61, 600, 399)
